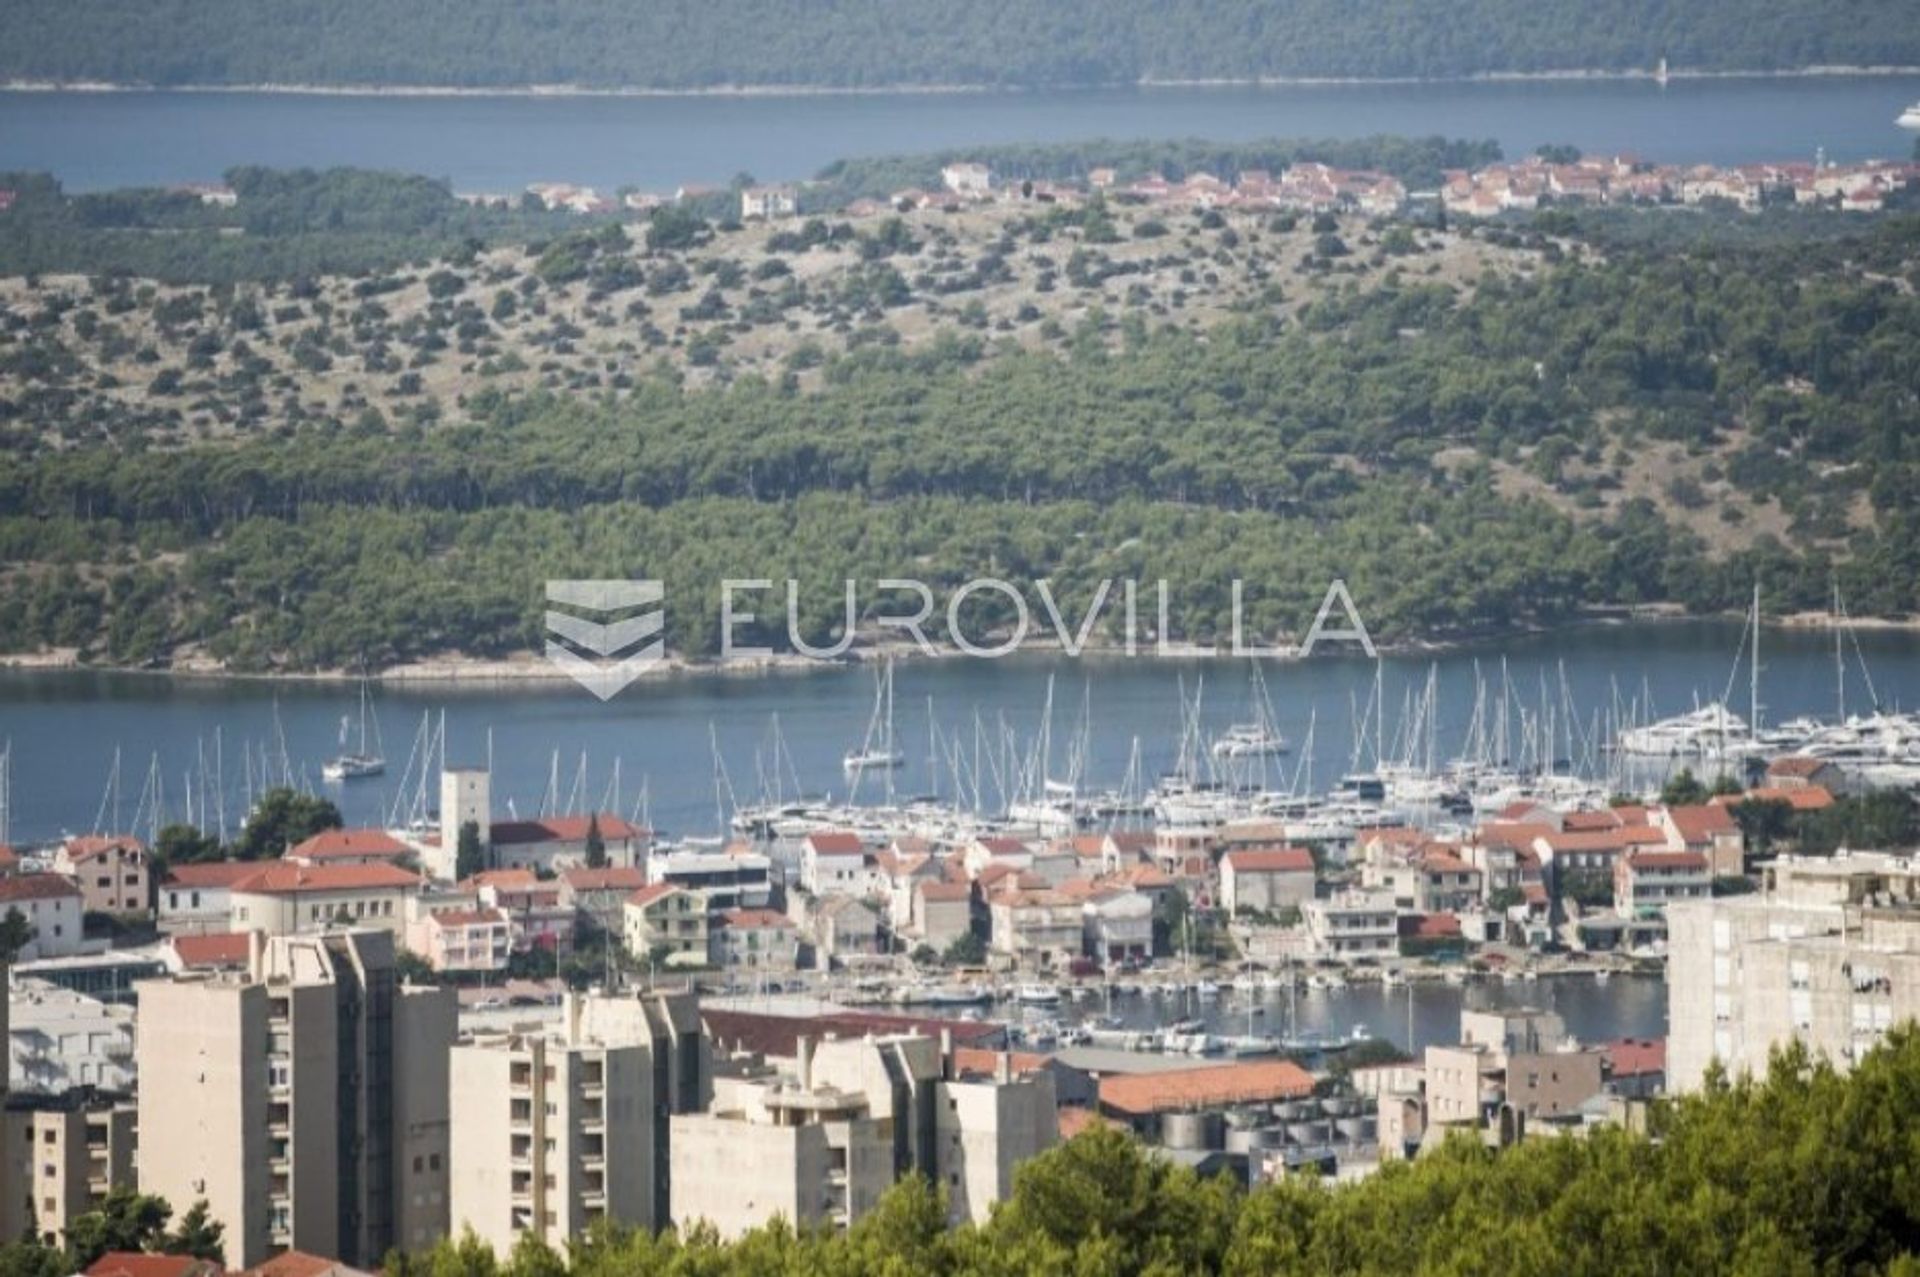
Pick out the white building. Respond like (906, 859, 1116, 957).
(0, 876, 85, 959)
(9, 979, 136, 1093)
(740, 185, 798, 220)
(158, 861, 264, 934)
(940, 162, 993, 198)
(1303, 889, 1399, 959)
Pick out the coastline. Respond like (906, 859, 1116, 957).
(4, 606, 1915, 687)
(3, 64, 1918, 100)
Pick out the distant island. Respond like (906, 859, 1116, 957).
(3, 0, 1919, 91)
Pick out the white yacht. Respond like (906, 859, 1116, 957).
(1898, 101, 1920, 130)
(1211, 723, 1290, 759)
(1615, 702, 1758, 757)
(322, 678, 385, 782)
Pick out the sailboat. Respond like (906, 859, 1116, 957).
(1211, 662, 1290, 758)
(843, 660, 906, 774)
(322, 678, 386, 781)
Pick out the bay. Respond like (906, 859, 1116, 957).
(3, 620, 1919, 844)
(3, 75, 1918, 193)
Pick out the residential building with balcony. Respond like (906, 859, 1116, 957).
(623, 885, 710, 967)
(1302, 889, 1398, 958)
(1, 1088, 138, 1246)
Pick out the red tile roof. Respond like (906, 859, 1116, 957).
(804, 831, 865, 856)
(490, 814, 645, 845)
(1665, 804, 1738, 844)
(1099, 1059, 1314, 1115)
(625, 883, 682, 908)
(85, 1255, 221, 1277)
(429, 907, 508, 929)
(560, 866, 646, 891)
(1058, 1106, 1108, 1140)
(164, 860, 267, 889)
(719, 907, 793, 930)
(1625, 851, 1708, 871)
(1222, 847, 1315, 873)
(1400, 912, 1461, 939)
(230, 862, 423, 895)
(245, 1251, 357, 1277)
(917, 881, 972, 903)
(1767, 756, 1831, 779)
(1561, 810, 1625, 832)
(170, 931, 253, 969)
(951, 1046, 1053, 1077)
(0, 873, 80, 903)
(1603, 1037, 1667, 1077)
(286, 828, 410, 860)
(976, 837, 1031, 857)
(63, 834, 145, 860)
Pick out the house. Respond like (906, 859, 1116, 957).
(911, 880, 973, 949)
(807, 894, 884, 964)
(1302, 890, 1397, 959)
(157, 860, 262, 934)
(1219, 847, 1315, 917)
(0, 875, 84, 959)
(1602, 1037, 1666, 1099)
(1074, 886, 1152, 964)
(623, 884, 710, 967)
(227, 862, 424, 938)
(740, 184, 798, 220)
(466, 869, 573, 954)
(647, 843, 773, 911)
(963, 836, 1033, 879)
(284, 828, 414, 867)
(873, 845, 943, 929)
(243, 1253, 380, 1277)
(988, 888, 1082, 968)
(164, 930, 252, 972)
(1098, 1060, 1313, 1138)
(84, 1254, 225, 1277)
(1614, 850, 1711, 915)
(408, 906, 512, 973)
(1655, 804, 1745, 878)
(714, 908, 800, 970)
(940, 162, 992, 198)
(1764, 755, 1847, 793)
(800, 830, 868, 896)
(53, 835, 149, 915)
(557, 865, 648, 935)
(488, 813, 647, 873)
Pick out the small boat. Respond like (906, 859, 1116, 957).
(1899, 100, 1920, 130)
(1211, 723, 1290, 758)
(1196, 980, 1221, 999)
(323, 677, 385, 782)
(1016, 983, 1062, 1006)
(1443, 968, 1468, 986)
(1594, 969, 1612, 985)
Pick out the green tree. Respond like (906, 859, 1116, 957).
(65, 1188, 171, 1268)
(160, 1201, 225, 1264)
(153, 822, 221, 867)
(235, 787, 343, 860)
(455, 820, 486, 881)
(943, 931, 986, 966)
(1661, 767, 1710, 807)
(0, 908, 36, 963)
(583, 813, 607, 870)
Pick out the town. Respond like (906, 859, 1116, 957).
(0, 706, 1912, 1272)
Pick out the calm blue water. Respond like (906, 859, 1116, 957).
(2, 620, 1918, 843)
(3, 76, 1917, 192)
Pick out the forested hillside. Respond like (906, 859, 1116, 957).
(2, 0, 1917, 90)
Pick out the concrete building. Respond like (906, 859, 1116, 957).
(739, 185, 798, 220)
(0, 876, 84, 960)
(9, 980, 136, 1093)
(429, 767, 493, 881)
(800, 832, 868, 897)
(1614, 850, 1711, 915)
(1667, 853, 1920, 1092)
(451, 994, 659, 1252)
(159, 862, 262, 934)
(2, 1089, 138, 1245)
(940, 162, 993, 198)
(714, 908, 800, 971)
(671, 1033, 1052, 1237)
(1219, 848, 1315, 917)
(227, 862, 424, 939)
(1302, 890, 1399, 958)
(646, 846, 773, 912)
(1077, 887, 1152, 963)
(407, 907, 511, 974)
(558, 866, 647, 937)
(136, 930, 456, 1267)
(988, 889, 1083, 967)
(911, 881, 972, 949)
(54, 836, 149, 916)
(489, 815, 647, 875)
(623, 885, 710, 967)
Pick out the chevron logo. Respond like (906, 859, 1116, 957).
(543, 579, 665, 699)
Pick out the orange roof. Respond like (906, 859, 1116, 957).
(430, 907, 508, 929)
(163, 860, 265, 888)
(805, 831, 865, 856)
(287, 828, 410, 860)
(1603, 1037, 1667, 1078)
(1626, 851, 1707, 871)
(230, 862, 422, 895)
(720, 907, 793, 930)
(559, 866, 646, 891)
(170, 931, 252, 969)
(85, 1255, 220, 1277)
(1100, 1059, 1314, 1115)
(917, 881, 972, 903)
(976, 836, 1032, 857)
(0, 874, 80, 903)
(1561, 810, 1624, 832)
(1720, 785, 1834, 812)
(951, 1046, 1051, 1077)
(1539, 830, 1629, 854)
(625, 883, 682, 908)
(1768, 756, 1832, 778)
(1478, 822, 1556, 851)
(63, 834, 145, 860)
(246, 1251, 353, 1277)
(1665, 804, 1738, 843)
(1222, 847, 1315, 873)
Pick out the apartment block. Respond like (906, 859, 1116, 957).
(2, 1090, 139, 1245)
(1668, 853, 1920, 1091)
(450, 997, 655, 1252)
(135, 930, 456, 1267)
(671, 1034, 1053, 1238)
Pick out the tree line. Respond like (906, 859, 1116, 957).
(3, 0, 1917, 88)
